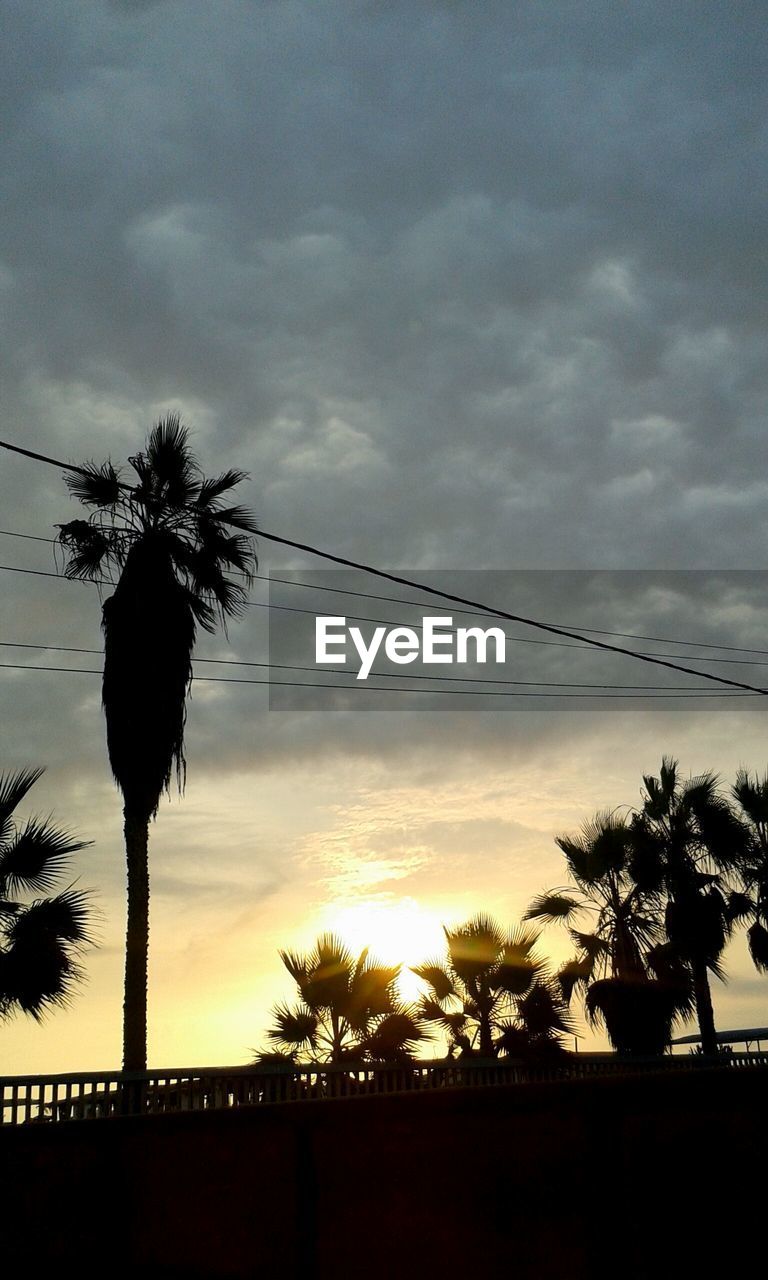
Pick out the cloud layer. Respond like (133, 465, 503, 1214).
(2, 1, 767, 1069)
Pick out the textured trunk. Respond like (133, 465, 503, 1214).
(692, 958, 717, 1055)
(123, 806, 150, 1072)
(479, 993, 495, 1058)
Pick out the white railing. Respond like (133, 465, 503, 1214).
(2, 1051, 767, 1126)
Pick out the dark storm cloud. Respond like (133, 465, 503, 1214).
(1, 0, 767, 781)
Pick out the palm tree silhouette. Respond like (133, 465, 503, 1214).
(0, 768, 93, 1021)
(261, 933, 425, 1063)
(57, 415, 257, 1069)
(412, 914, 572, 1060)
(729, 768, 768, 972)
(527, 811, 693, 1055)
(629, 757, 747, 1056)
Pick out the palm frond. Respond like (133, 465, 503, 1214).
(64, 461, 122, 508)
(569, 930, 611, 961)
(0, 817, 92, 895)
(195, 472, 251, 509)
(279, 949, 309, 983)
(627, 821, 667, 892)
(726, 891, 755, 923)
(558, 956, 593, 1003)
(493, 1022, 531, 1058)
(138, 414, 200, 506)
(645, 943, 696, 1020)
(410, 961, 455, 1001)
(0, 770, 95, 1024)
(302, 933, 355, 1012)
(0, 768, 45, 847)
(733, 768, 768, 831)
(203, 531, 257, 579)
(695, 796, 750, 869)
(747, 921, 768, 973)
(0, 939, 83, 1022)
(56, 521, 118, 580)
(556, 811, 630, 884)
(497, 926, 546, 996)
(364, 1010, 426, 1061)
(525, 891, 581, 924)
(265, 1002, 318, 1049)
(516, 980, 574, 1038)
(185, 594, 216, 632)
(213, 504, 260, 534)
(417, 995, 451, 1024)
(251, 1049, 297, 1066)
(207, 574, 251, 623)
(445, 914, 503, 985)
(348, 962, 399, 1023)
(6, 889, 94, 947)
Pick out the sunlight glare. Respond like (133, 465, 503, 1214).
(321, 897, 448, 1003)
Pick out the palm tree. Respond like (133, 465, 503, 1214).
(729, 768, 768, 972)
(260, 933, 425, 1064)
(412, 914, 572, 1060)
(57, 415, 257, 1070)
(629, 757, 748, 1055)
(0, 768, 93, 1021)
(527, 811, 693, 1055)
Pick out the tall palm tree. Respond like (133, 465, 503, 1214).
(729, 768, 768, 972)
(629, 757, 748, 1055)
(527, 811, 693, 1055)
(0, 768, 93, 1021)
(260, 933, 425, 1063)
(412, 914, 572, 1060)
(57, 415, 257, 1070)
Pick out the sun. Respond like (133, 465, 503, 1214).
(321, 897, 448, 1003)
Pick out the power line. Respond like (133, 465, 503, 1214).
(0, 529, 56, 544)
(259, 567, 768, 657)
(0, 563, 115, 586)
(0, 660, 753, 698)
(3, 558, 768, 671)
(1, 439, 766, 696)
(0, 440, 94, 478)
(252, 531, 768, 697)
(0, 640, 744, 692)
(2, 526, 767, 658)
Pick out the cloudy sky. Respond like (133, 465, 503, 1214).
(2, 0, 768, 1073)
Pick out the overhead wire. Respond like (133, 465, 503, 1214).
(0, 439, 766, 697)
(0, 639, 750, 692)
(2, 557, 768, 670)
(0, 660, 753, 698)
(1, 526, 767, 656)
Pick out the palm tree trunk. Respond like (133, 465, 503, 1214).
(479, 993, 495, 1058)
(123, 806, 150, 1072)
(692, 958, 717, 1056)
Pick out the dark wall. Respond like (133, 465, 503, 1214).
(3, 1067, 765, 1278)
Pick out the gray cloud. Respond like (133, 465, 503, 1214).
(2, 1, 768, 1063)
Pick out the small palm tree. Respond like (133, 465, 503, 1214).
(0, 768, 93, 1021)
(629, 757, 748, 1055)
(527, 811, 693, 1055)
(412, 914, 572, 1060)
(260, 933, 425, 1064)
(729, 768, 768, 972)
(57, 415, 257, 1070)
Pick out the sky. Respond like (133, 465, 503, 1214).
(1, 0, 768, 1073)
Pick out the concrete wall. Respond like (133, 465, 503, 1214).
(3, 1066, 765, 1278)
